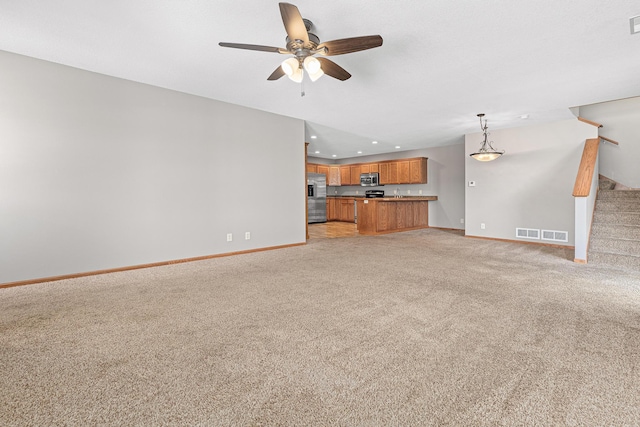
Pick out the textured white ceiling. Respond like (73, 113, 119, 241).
(1, 0, 639, 159)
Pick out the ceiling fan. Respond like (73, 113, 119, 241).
(219, 2, 383, 83)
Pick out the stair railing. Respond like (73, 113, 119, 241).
(573, 138, 600, 263)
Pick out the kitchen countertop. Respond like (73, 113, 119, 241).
(330, 195, 438, 201)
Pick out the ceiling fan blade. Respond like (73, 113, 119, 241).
(317, 58, 351, 81)
(279, 3, 309, 44)
(267, 66, 286, 81)
(219, 42, 288, 54)
(317, 35, 383, 56)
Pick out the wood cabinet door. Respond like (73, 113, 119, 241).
(341, 199, 355, 222)
(360, 164, 370, 174)
(350, 165, 360, 185)
(398, 161, 410, 184)
(369, 163, 379, 173)
(317, 165, 329, 182)
(409, 158, 427, 183)
(307, 163, 318, 173)
(379, 162, 389, 184)
(326, 198, 336, 220)
(388, 162, 399, 184)
(328, 166, 341, 186)
(340, 166, 351, 187)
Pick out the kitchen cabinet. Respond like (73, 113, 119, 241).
(308, 157, 426, 186)
(326, 197, 355, 222)
(387, 162, 399, 184)
(356, 197, 437, 235)
(339, 166, 351, 186)
(339, 198, 356, 222)
(409, 158, 427, 183)
(317, 165, 329, 181)
(360, 163, 379, 174)
(349, 165, 361, 185)
(326, 197, 338, 220)
(328, 166, 341, 186)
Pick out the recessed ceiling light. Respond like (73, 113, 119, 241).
(395, 146, 401, 149)
(631, 15, 640, 34)
(357, 151, 362, 154)
(332, 154, 337, 157)
(314, 151, 320, 154)
(520, 114, 529, 119)
(311, 135, 317, 139)
(372, 141, 378, 144)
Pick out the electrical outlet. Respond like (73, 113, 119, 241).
(481, 223, 486, 230)
(245, 232, 250, 240)
(460, 218, 464, 224)
(419, 190, 422, 195)
(226, 233, 233, 242)
(407, 190, 411, 195)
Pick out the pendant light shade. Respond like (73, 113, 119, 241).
(470, 113, 504, 161)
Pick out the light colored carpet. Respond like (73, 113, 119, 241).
(2, 229, 640, 426)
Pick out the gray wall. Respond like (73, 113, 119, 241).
(465, 119, 597, 246)
(579, 96, 640, 188)
(317, 143, 465, 230)
(0, 51, 306, 284)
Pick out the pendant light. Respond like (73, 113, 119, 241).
(470, 113, 504, 162)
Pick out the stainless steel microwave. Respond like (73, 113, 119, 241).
(360, 172, 379, 187)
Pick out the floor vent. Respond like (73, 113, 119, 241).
(516, 228, 540, 239)
(541, 229, 569, 243)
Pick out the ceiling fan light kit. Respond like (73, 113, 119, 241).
(470, 114, 505, 162)
(219, 3, 383, 86)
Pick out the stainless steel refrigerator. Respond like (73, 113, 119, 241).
(307, 173, 327, 223)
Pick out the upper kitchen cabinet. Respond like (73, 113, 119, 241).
(409, 158, 427, 183)
(379, 157, 427, 185)
(349, 165, 361, 185)
(328, 166, 341, 186)
(308, 157, 427, 186)
(339, 165, 351, 186)
(317, 164, 329, 179)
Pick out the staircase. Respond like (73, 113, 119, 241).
(589, 189, 640, 270)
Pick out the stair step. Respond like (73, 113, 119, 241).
(591, 223, 640, 240)
(598, 190, 640, 200)
(593, 211, 640, 225)
(589, 237, 640, 255)
(595, 199, 640, 211)
(588, 251, 640, 270)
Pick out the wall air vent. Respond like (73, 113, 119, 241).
(516, 228, 540, 240)
(541, 229, 569, 243)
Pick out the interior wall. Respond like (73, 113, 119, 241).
(0, 50, 306, 284)
(326, 143, 466, 230)
(465, 119, 597, 246)
(579, 96, 640, 188)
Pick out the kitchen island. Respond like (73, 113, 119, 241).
(356, 196, 438, 235)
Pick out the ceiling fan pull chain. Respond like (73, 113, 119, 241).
(300, 70, 305, 97)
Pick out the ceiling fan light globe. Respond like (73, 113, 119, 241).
(308, 68, 324, 82)
(288, 67, 303, 83)
(281, 58, 299, 76)
(303, 56, 321, 74)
